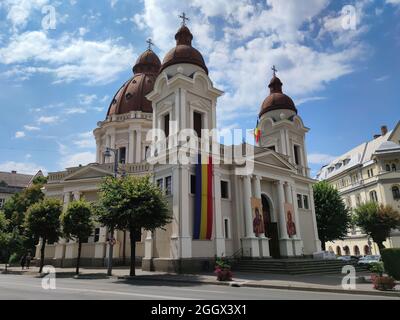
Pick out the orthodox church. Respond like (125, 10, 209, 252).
(40, 21, 321, 272)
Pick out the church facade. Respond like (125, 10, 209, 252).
(39, 23, 321, 272)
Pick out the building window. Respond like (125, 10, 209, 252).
(193, 111, 202, 138)
(392, 186, 400, 200)
(145, 146, 150, 160)
(221, 180, 229, 199)
(94, 228, 100, 243)
(293, 145, 301, 165)
(118, 147, 126, 164)
(164, 113, 170, 137)
(165, 176, 172, 195)
(370, 190, 378, 202)
(386, 164, 391, 172)
(190, 175, 196, 194)
(303, 195, 309, 210)
(392, 164, 397, 172)
(297, 194, 303, 209)
(224, 218, 230, 239)
(267, 145, 276, 152)
(0, 198, 4, 209)
(356, 195, 361, 206)
(156, 178, 163, 190)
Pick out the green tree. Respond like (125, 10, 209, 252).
(25, 198, 62, 273)
(354, 202, 400, 251)
(61, 200, 94, 275)
(3, 184, 44, 232)
(32, 175, 48, 186)
(313, 181, 351, 251)
(97, 175, 171, 276)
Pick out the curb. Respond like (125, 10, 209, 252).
(2, 268, 399, 298)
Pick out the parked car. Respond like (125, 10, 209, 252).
(357, 255, 381, 269)
(337, 255, 360, 262)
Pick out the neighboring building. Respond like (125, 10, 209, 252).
(317, 123, 400, 256)
(40, 23, 321, 272)
(0, 170, 43, 209)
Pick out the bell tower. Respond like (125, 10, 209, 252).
(258, 68, 310, 177)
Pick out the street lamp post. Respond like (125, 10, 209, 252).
(104, 147, 118, 276)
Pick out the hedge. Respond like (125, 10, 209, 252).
(381, 248, 400, 280)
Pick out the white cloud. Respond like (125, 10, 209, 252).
(64, 108, 87, 115)
(15, 131, 25, 138)
(37, 116, 59, 124)
(0, 161, 46, 175)
(134, 0, 366, 126)
(386, 0, 400, 4)
(0, 31, 135, 84)
(308, 153, 337, 165)
(296, 96, 327, 106)
(1, 0, 49, 31)
(60, 152, 96, 169)
(73, 131, 96, 149)
(375, 75, 390, 82)
(79, 94, 98, 105)
(24, 125, 40, 131)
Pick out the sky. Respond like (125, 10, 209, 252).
(0, 0, 399, 176)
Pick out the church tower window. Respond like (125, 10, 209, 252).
(119, 147, 126, 164)
(293, 145, 301, 165)
(193, 111, 202, 138)
(164, 113, 170, 137)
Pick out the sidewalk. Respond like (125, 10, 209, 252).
(1, 264, 399, 298)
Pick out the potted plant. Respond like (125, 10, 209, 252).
(370, 262, 396, 291)
(215, 257, 233, 281)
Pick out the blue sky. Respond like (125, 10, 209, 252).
(0, 0, 399, 176)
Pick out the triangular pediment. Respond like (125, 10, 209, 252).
(63, 166, 112, 182)
(254, 151, 296, 171)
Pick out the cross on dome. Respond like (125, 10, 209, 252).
(272, 65, 278, 77)
(146, 38, 154, 50)
(179, 12, 189, 26)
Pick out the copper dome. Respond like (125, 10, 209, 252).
(259, 75, 297, 117)
(160, 25, 208, 74)
(107, 49, 161, 117)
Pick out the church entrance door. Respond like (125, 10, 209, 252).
(262, 194, 280, 258)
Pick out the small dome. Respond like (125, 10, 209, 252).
(259, 75, 297, 117)
(107, 49, 161, 117)
(160, 25, 208, 74)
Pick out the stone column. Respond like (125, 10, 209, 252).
(243, 176, 254, 238)
(135, 129, 142, 163)
(289, 183, 303, 255)
(276, 181, 293, 257)
(73, 191, 81, 201)
(241, 176, 260, 257)
(213, 171, 225, 256)
(309, 186, 322, 252)
(180, 165, 192, 258)
(128, 127, 136, 163)
(277, 181, 288, 239)
(170, 166, 180, 260)
(253, 176, 270, 257)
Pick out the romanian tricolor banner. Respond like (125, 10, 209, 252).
(193, 154, 213, 240)
(254, 118, 261, 143)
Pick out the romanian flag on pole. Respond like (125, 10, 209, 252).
(194, 154, 213, 240)
(254, 118, 261, 143)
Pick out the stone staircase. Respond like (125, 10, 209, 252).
(233, 258, 368, 275)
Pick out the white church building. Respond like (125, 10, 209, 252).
(39, 22, 321, 272)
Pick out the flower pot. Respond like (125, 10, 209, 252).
(215, 268, 233, 281)
(373, 276, 396, 291)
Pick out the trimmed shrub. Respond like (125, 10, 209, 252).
(381, 248, 400, 280)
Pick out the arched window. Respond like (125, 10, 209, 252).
(336, 246, 342, 256)
(392, 186, 400, 200)
(370, 191, 378, 202)
(392, 164, 397, 172)
(354, 246, 360, 256)
(343, 246, 350, 256)
(386, 164, 391, 172)
(364, 245, 370, 255)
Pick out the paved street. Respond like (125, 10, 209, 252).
(0, 274, 398, 300)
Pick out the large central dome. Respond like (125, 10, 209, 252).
(160, 25, 208, 74)
(107, 49, 161, 116)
